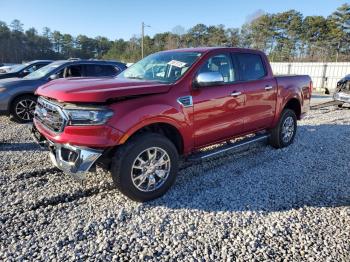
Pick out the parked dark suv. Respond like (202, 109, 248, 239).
(0, 60, 126, 122)
(0, 60, 52, 80)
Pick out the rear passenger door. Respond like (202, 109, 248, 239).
(84, 64, 119, 77)
(232, 53, 277, 132)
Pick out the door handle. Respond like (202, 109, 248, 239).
(230, 91, 242, 97)
(265, 85, 273, 90)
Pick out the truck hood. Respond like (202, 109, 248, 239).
(36, 77, 172, 103)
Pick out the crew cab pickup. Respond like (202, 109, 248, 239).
(31, 47, 312, 202)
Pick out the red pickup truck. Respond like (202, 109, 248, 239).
(32, 47, 312, 201)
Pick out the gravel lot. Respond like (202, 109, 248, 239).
(0, 106, 349, 261)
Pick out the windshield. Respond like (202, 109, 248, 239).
(24, 62, 62, 80)
(118, 51, 202, 83)
(9, 63, 29, 73)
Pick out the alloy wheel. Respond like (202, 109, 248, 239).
(281, 116, 295, 143)
(131, 147, 171, 192)
(15, 99, 36, 121)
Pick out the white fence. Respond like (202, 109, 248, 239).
(270, 62, 350, 92)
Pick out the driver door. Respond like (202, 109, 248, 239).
(192, 53, 245, 147)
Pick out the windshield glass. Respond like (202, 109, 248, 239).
(9, 63, 29, 73)
(24, 62, 62, 80)
(118, 51, 202, 83)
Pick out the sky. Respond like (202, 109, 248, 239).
(0, 0, 346, 40)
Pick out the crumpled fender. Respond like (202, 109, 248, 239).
(109, 102, 194, 154)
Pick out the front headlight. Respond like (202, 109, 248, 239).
(0, 87, 6, 93)
(63, 108, 114, 126)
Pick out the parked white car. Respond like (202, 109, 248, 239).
(0, 64, 19, 73)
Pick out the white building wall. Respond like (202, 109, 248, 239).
(270, 62, 350, 91)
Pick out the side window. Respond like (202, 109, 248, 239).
(109, 65, 120, 75)
(26, 65, 38, 73)
(27, 63, 46, 73)
(35, 63, 47, 70)
(54, 67, 65, 78)
(63, 65, 83, 78)
(198, 54, 235, 83)
(235, 53, 266, 81)
(85, 65, 118, 77)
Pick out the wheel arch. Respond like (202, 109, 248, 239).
(119, 120, 185, 155)
(283, 97, 302, 120)
(8, 92, 36, 112)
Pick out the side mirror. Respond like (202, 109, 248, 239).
(21, 70, 30, 76)
(194, 72, 224, 88)
(49, 74, 59, 80)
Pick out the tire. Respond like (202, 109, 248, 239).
(111, 133, 179, 202)
(338, 103, 343, 108)
(269, 109, 297, 149)
(10, 95, 37, 123)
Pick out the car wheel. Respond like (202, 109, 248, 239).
(338, 103, 343, 108)
(10, 95, 37, 123)
(111, 133, 179, 202)
(269, 109, 297, 149)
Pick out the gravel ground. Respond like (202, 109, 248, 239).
(0, 106, 349, 261)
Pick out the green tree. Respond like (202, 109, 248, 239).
(187, 24, 208, 46)
(95, 36, 112, 58)
(1, 4, 350, 63)
(225, 28, 240, 47)
(0, 21, 11, 62)
(103, 39, 127, 61)
(61, 34, 74, 58)
(52, 31, 63, 54)
(207, 25, 227, 46)
(328, 3, 350, 61)
(272, 10, 303, 61)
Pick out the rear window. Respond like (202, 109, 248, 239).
(235, 53, 266, 81)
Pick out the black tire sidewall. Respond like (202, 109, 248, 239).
(111, 134, 178, 202)
(10, 95, 36, 123)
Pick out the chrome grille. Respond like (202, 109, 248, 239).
(34, 97, 67, 133)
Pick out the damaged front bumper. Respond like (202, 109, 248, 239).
(31, 125, 103, 180)
(334, 91, 350, 104)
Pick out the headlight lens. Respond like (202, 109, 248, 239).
(63, 109, 114, 125)
(0, 87, 6, 93)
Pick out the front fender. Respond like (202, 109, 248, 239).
(108, 102, 194, 154)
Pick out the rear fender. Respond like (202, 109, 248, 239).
(272, 92, 302, 127)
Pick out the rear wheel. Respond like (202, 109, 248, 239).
(111, 133, 179, 202)
(10, 95, 37, 123)
(269, 109, 297, 148)
(338, 103, 343, 108)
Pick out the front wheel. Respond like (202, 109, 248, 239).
(10, 95, 37, 123)
(111, 133, 179, 202)
(269, 109, 297, 148)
